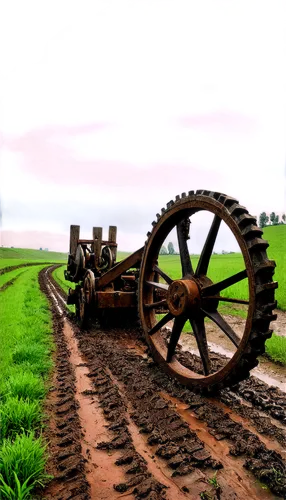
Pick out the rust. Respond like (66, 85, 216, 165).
(66, 191, 277, 391)
(96, 291, 136, 308)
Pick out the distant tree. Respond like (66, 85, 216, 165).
(282, 214, 286, 223)
(168, 242, 175, 255)
(270, 212, 276, 225)
(259, 212, 269, 228)
(159, 245, 168, 255)
(274, 215, 279, 225)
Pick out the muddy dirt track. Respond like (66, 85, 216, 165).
(40, 266, 286, 500)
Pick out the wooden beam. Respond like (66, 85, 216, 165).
(108, 226, 117, 263)
(78, 239, 117, 247)
(93, 227, 102, 267)
(70, 225, 80, 257)
(96, 247, 144, 289)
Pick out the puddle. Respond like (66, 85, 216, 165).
(179, 333, 286, 393)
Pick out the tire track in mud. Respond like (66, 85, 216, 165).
(75, 327, 286, 499)
(42, 267, 172, 500)
(0, 275, 20, 292)
(39, 268, 90, 500)
(45, 267, 286, 499)
(0, 261, 53, 275)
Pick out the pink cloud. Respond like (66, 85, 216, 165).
(1, 230, 69, 253)
(178, 111, 257, 136)
(3, 125, 221, 188)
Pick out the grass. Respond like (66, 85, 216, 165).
(0, 433, 50, 499)
(0, 398, 41, 441)
(265, 335, 286, 365)
(0, 247, 67, 272)
(0, 265, 54, 497)
(0, 266, 42, 289)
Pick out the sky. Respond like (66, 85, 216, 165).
(0, 0, 286, 253)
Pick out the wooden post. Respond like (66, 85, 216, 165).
(109, 225, 117, 263)
(70, 225, 80, 257)
(93, 227, 102, 267)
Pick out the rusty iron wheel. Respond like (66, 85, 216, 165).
(138, 190, 278, 390)
(75, 287, 89, 328)
(83, 270, 95, 305)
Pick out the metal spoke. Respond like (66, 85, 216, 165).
(202, 270, 247, 297)
(144, 299, 167, 309)
(205, 296, 249, 305)
(190, 315, 211, 375)
(166, 316, 186, 362)
(202, 309, 240, 347)
(153, 265, 173, 285)
(148, 312, 174, 336)
(177, 220, 194, 277)
(196, 215, 221, 276)
(146, 281, 169, 292)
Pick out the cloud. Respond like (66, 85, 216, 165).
(2, 124, 223, 191)
(178, 111, 257, 136)
(2, 196, 160, 234)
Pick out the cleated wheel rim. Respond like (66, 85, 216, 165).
(83, 270, 95, 306)
(138, 191, 277, 390)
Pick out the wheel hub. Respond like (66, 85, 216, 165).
(167, 279, 201, 316)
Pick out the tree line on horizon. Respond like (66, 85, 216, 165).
(259, 212, 285, 228)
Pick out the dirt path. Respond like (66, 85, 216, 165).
(41, 266, 286, 500)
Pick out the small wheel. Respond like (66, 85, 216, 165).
(73, 245, 85, 281)
(98, 246, 113, 271)
(83, 270, 95, 306)
(75, 271, 95, 327)
(138, 190, 277, 390)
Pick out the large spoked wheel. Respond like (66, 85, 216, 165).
(138, 190, 277, 391)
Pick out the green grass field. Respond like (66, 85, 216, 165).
(0, 268, 29, 289)
(0, 265, 54, 497)
(0, 247, 67, 271)
(265, 334, 286, 365)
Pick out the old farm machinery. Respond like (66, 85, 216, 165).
(65, 190, 277, 390)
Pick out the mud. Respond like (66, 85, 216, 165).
(0, 276, 19, 292)
(74, 326, 286, 498)
(39, 268, 90, 500)
(0, 261, 52, 275)
(42, 266, 286, 499)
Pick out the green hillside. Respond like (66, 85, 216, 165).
(0, 248, 67, 270)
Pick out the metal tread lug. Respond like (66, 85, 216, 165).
(228, 203, 248, 216)
(166, 200, 175, 209)
(236, 213, 257, 228)
(254, 260, 276, 273)
(222, 196, 239, 207)
(256, 281, 278, 294)
(246, 237, 269, 251)
(209, 191, 221, 200)
(241, 224, 263, 237)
